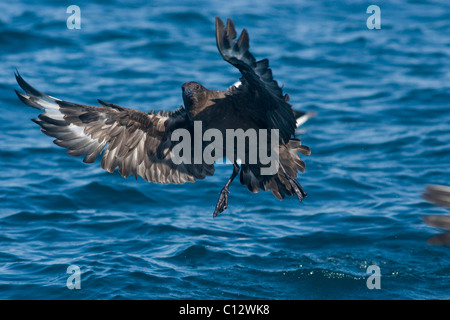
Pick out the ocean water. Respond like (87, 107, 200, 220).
(0, 0, 449, 300)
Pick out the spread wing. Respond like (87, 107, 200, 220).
(215, 17, 297, 143)
(15, 72, 214, 184)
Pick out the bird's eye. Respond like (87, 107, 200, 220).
(196, 84, 200, 90)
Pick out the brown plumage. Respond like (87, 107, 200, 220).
(422, 185, 450, 245)
(15, 17, 312, 217)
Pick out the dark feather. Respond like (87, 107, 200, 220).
(215, 17, 296, 144)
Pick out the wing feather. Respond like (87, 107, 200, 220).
(15, 72, 214, 183)
(216, 17, 296, 143)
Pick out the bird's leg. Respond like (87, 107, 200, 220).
(213, 162, 240, 217)
(279, 162, 307, 202)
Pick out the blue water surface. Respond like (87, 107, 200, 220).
(0, 0, 449, 299)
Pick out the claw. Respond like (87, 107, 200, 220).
(213, 187, 230, 217)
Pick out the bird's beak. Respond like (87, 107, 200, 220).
(183, 87, 193, 98)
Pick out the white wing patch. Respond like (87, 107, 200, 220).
(296, 111, 316, 128)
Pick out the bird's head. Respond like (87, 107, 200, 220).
(182, 81, 208, 117)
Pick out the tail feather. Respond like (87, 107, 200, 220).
(239, 138, 309, 201)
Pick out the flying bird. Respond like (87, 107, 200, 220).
(15, 17, 312, 217)
(422, 185, 450, 245)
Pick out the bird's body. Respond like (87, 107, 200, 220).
(15, 17, 312, 217)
